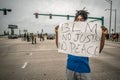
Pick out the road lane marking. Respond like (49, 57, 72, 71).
(21, 62, 28, 69)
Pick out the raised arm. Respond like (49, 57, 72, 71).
(55, 25, 59, 48)
(99, 26, 108, 53)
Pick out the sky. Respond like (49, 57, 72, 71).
(0, 0, 120, 34)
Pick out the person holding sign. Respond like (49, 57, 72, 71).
(55, 10, 107, 80)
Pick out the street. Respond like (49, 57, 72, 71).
(0, 38, 120, 80)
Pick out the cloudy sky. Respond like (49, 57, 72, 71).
(0, 0, 120, 34)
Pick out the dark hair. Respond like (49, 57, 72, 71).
(74, 10, 89, 21)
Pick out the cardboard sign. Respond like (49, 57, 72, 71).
(58, 21, 102, 57)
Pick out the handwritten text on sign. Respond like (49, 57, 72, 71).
(58, 22, 102, 57)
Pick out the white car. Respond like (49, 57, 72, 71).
(8, 34, 18, 39)
(47, 34, 55, 40)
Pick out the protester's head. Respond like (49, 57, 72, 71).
(74, 10, 89, 21)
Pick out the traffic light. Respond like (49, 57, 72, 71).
(3, 9, 7, 15)
(67, 15, 69, 20)
(49, 14, 52, 19)
(3, 10, 7, 15)
(34, 13, 39, 18)
(7, 9, 12, 12)
(35, 14, 38, 18)
(3, 8, 12, 15)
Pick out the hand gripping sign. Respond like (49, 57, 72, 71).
(58, 21, 102, 57)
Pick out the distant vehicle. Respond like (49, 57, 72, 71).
(47, 34, 55, 40)
(8, 34, 18, 39)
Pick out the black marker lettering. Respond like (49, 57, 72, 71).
(87, 46, 93, 55)
(85, 23, 98, 35)
(62, 34, 67, 40)
(79, 34, 86, 43)
(74, 33, 80, 42)
(68, 33, 71, 40)
(81, 44, 86, 53)
(70, 42, 76, 53)
(75, 44, 81, 53)
(61, 41, 67, 51)
(94, 46, 98, 55)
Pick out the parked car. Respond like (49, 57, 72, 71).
(47, 34, 55, 40)
(8, 34, 18, 39)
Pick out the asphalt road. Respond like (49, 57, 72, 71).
(0, 38, 120, 80)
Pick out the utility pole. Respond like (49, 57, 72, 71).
(105, 0, 112, 36)
(114, 9, 116, 33)
(105, 8, 117, 33)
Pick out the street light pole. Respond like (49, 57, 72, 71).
(105, 0, 112, 36)
(110, 0, 112, 34)
(105, 8, 117, 33)
(114, 9, 116, 33)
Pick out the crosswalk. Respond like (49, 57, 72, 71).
(105, 40, 120, 48)
(104, 45, 114, 48)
